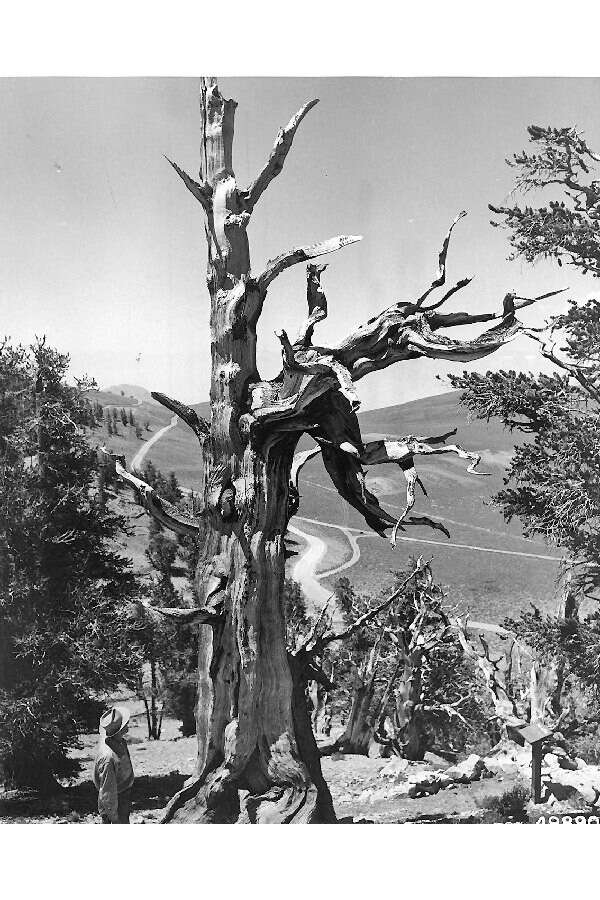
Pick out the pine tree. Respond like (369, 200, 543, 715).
(161, 532, 200, 737)
(0, 339, 140, 790)
(120, 408, 128, 427)
(167, 471, 182, 503)
(451, 124, 600, 739)
(134, 532, 181, 739)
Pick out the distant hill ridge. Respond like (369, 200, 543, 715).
(105, 384, 154, 403)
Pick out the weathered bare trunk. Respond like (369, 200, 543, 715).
(162, 80, 334, 823)
(337, 681, 378, 755)
(373, 648, 428, 760)
(321, 637, 382, 756)
(309, 673, 332, 737)
(149, 649, 160, 740)
(391, 651, 427, 760)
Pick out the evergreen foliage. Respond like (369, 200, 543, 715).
(451, 123, 600, 749)
(0, 339, 140, 790)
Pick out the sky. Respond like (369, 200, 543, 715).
(1, 76, 599, 409)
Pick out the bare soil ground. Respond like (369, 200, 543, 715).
(0, 706, 523, 824)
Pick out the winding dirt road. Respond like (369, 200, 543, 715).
(287, 513, 561, 617)
(131, 414, 178, 472)
(287, 524, 334, 610)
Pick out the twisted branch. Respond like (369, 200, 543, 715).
(416, 210, 467, 307)
(296, 264, 328, 348)
(99, 448, 201, 537)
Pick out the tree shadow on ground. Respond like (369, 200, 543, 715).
(0, 772, 187, 819)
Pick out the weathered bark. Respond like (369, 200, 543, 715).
(160, 80, 339, 823)
(309, 679, 331, 737)
(529, 659, 560, 727)
(387, 649, 428, 760)
(320, 637, 383, 756)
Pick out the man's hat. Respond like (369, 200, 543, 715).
(99, 706, 130, 739)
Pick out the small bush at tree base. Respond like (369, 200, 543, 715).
(479, 784, 530, 823)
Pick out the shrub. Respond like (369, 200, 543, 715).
(480, 784, 530, 823)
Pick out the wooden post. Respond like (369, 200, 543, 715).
(506, 720, 552, 805)
(531, 740, 543, 804)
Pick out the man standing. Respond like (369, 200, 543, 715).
(94, 706, 134, 824)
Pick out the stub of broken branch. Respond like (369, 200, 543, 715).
(153, 605, 219, 626)
(288, 444, 322, 516)
(151, 391, 210, 439)
(129, 599, 219, 628)
(164, 156, 212, 214)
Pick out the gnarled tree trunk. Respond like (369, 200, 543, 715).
(108, 78, 555, 823)
(320, 634, 384, 757)
(160, 81, 336, 823)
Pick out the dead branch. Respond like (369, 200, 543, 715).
(318, 558, 428, 649)
(164, 156, 212, 214)
(288, 444, 322, 516)
(317, 443, 398, 537)
(416, 211, 467, 307)
(360, 433, 488, 546)
(151, 391, 210, 439)
(153, 606, 219, 625)
(128, 599, 219, 627)
(290, 445, 322, 493)
(257, 234, 361, 292)
(274, 329, 298, 369)
(523, 329, 600, 404)
(296, 263, 328, 348)
(99, 448, 201, 537)
(297, 595, 335, 654)
(243, 99, 319, 212)
(455, 617, 521, 726)
(361, 435, 487, 474)
(335, 259, 566, 381)
(423, 277, 473, 313)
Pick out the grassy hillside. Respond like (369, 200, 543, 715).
(85, 389, 202, 598)
(89, 387, 563, 623)
(295, 392, 561, 620)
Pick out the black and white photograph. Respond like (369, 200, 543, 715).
(2, 9, 600, 858)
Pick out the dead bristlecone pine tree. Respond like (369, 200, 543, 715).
(101, 78, 563, 823)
